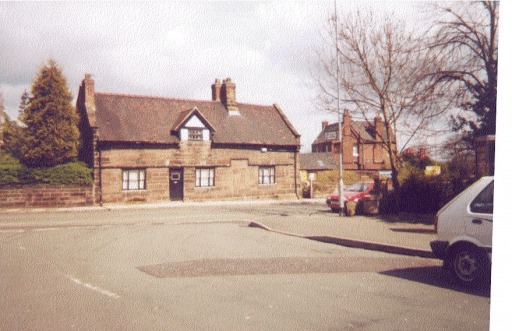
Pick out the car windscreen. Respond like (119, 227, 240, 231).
(346, 183, 371, 192)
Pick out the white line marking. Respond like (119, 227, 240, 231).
(65, 275, 120, 299)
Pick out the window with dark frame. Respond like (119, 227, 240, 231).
(189, 128, 203, 141)
(259, 166, 275, 184)
(122, 169, 146, 190)
(195, 168, 215, 187)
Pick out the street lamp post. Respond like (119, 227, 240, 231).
(334, 1, 344, 216)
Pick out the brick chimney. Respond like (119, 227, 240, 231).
(220, 78, 238, 114)
(81, 73, 97, 127)
(211, 78, 222, 102)
(342, 109, 351, 137)
(322, 120, 329, 130)
(374, 112, 383, 141)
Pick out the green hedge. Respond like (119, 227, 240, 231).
(0, 155, 93, 185)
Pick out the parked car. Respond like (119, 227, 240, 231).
(326, 182, 374, 213)
(430, 176, 493, 288)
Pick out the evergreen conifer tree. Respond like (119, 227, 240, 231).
(17, 59, 79, 167)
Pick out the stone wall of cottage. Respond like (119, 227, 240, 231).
(96, 141, 299, 203)
(0, 184, 94, 208)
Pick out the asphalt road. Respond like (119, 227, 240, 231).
(0, 204, 491, 330)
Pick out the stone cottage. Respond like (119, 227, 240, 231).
(76, 75, 301, 204)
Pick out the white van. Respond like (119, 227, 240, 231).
(430, 176, 493, 287)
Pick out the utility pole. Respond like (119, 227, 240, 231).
(334, 1, 344, 216)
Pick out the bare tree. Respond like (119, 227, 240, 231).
(314, 8, 450, 190)
(426, 1, 498, 139)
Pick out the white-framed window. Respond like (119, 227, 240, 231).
(259, 166, 275, 185)
(353, 144, 359, 157)
(122, 169, 146, 190)
(196, 168, 215, 187)
(189, 128, 203, 141)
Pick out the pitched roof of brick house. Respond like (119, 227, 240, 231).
(312, 116, 390, 146)
(79, 76, 301, 147)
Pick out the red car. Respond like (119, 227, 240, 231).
(326, 182, 374, 213)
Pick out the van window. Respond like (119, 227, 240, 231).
(470, 181, 493, 214)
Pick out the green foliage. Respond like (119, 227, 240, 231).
(35, 162, 93, 185)
(14, 59, 79, 167)
(0, 153, 92, 185)
(0, 152, 24, 185)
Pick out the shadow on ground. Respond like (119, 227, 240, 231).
(380, 266, 491, 298)
(390, 228, 436, 234)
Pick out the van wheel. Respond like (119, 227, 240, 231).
(449, 245, 490, 287)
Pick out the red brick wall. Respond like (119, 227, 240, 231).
(0, 184, 94, 208)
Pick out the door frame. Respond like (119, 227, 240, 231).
(169, 168, 184, 201)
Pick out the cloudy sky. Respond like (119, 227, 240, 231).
(0, 1, 509, 153)
(0, 1, 433, 152)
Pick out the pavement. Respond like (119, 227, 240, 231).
(0, 199, 437, 259)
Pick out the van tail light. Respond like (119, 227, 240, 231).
(433, 215, 438, 234)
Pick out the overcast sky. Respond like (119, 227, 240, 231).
(0, 1, 508, 153)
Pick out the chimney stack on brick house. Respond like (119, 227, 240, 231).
(342, 109, 351, 137)
(211, 78, 239, 115)
(211, 79, 222, 102)
(81, 73, 97, 128)
(374, 112, 383, 141)
(322, 120, 329, 130)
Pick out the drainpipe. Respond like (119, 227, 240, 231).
(98, 146, 103, 206)
(294, 148, 300, 199)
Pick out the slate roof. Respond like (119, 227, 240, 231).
(312, 121, 389, 146)
(300, 152, 338, 171)
(93, 93, 300, 146)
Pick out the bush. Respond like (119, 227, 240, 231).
(29, 162, 93, 185)
(398, 175, 443, 214)
(0, 153, 25, 185)
(0, 156, 93, 185)
(392, 173, 475, 215)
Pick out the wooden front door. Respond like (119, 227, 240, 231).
(169, 168, 184, 201)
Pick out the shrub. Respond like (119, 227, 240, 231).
(0, 153, 25, 185)
(33, 162, 93, 185)
(0, 157, 92, 185)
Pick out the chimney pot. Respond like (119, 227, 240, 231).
(212, 78, 222, 101)
(220, 78, 238, 112)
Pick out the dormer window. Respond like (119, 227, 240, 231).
(172, 107, 216, 143)
(189, 128, 203, 141)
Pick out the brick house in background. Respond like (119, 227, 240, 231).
(311, 109, 395, 177)
(76, 75, 301, 204)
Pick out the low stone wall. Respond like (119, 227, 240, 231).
(0, 184, 94, 208)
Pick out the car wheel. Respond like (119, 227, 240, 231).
(331, 207, 341, 213)
(449, 245, 490, 287)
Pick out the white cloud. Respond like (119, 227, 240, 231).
(0, 1, 505, 153)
